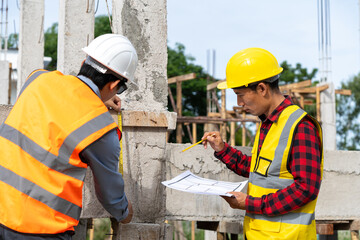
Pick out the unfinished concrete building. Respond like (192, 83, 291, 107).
(0, 0, 359, 239)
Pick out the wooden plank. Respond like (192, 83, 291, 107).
(177, 116, 260, 123)
(317, 223, 334, 235)
(176, 80, 182, 143)
(279, 80, 312, 92)
(168, 86, 177, 112)
(220, 89, 226, 140)
(168, 73, 196, 84)
(119, 111, 168, 127)
(230, 122, 236, 146)
(192, 123, 197, 144)
(207, 80, 226, 90)
(316, 87, 321, 122)
(292, 84, 329, 93)
(335, 89, 352, 96)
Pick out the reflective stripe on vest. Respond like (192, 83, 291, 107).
(0, 70, 118, 234)
(0, 165, 81, 220)
(0, 111, 114, 180)
(246, 211, 315, 225)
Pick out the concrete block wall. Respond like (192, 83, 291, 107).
(164, 143, 360, 222)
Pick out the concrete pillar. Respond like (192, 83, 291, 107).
(17, 0, 44, 96)
(112, 0, 168, 111)
(320, 82, 336, 150)
(57, 0, 95, 75)
(111, 0, 171, 233)
(0, 61, 9, 104)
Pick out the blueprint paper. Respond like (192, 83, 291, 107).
(162, 170, 248, 197)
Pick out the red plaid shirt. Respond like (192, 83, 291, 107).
(215, 96, 322, 216)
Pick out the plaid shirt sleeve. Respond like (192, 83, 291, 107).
(246, 116, 322, 216)
(214, 142, 251, 178)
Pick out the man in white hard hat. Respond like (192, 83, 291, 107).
(202, 48, 323, 240)
(0, 34, 137, 239)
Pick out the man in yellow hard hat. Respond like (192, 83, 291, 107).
(0, 34, 137, 239)
(202, 48, 323, 240)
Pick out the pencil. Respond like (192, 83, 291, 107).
(181, 134, 216, 152)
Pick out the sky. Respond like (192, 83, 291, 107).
(4, 0, 360, 109)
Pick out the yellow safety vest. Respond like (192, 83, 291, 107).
(243, 105, 323, 240)
(0, 70, 118, 234)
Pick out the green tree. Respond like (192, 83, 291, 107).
(336, 73, 360, 150)
(167, 43, 213, 143)
(279, 61, 318, 85)
(44, 23, 58, 70)
(43, 15, 112, 70)
(5, 33, 18, 49)
(94, 15, 112, 38)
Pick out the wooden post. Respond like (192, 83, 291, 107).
(192, 123, 197, 144)
(242, 112, 246, 146)
(191, 221, 196, 240)
(300, 94, 304, 109)
(220, 89, 226, 140)
(230, 122, 236, 146)
(316, 87, 321, 122)
(176, 79, 182, 143)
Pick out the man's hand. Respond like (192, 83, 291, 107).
(120, 200, 133, 224)
(221, 192, 247, 210)
(104, 95, 121, 112)
(201, 132, 225, 152)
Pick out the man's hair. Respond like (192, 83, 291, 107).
(78, 63, 123, 90)
(234, 75, 280, 92)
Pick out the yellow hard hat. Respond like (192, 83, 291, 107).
(218, 47, 283, 89)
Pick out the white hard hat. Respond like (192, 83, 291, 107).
(82, 34, 138, 85)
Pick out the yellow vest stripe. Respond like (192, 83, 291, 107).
(0, 165, 81, 219)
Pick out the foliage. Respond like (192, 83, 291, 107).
(279, 61, 318, 85)
(95, 15, 112, 38)
(167, 43, 213, 143)
(42, 15, 112, 70)
(44, 23, 58, 70)
(5, 33, 18, 49)
(336, 73, 360, 150)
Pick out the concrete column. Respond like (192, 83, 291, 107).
(320, 82, 336, 150)
(111, 0, 169, 227)
(0, 61, 9, 104)
(17, 0, 44, 96)
(112, 0, 168, 111)
(57, 0, 95, 75)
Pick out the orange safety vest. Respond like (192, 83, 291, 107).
(0, 70, 118, 234)
(244, 105, 323, 240)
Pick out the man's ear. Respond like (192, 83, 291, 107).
(256, 82, 268, 96)
(109, 80, 121, 91)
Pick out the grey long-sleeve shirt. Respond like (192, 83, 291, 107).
(77, 75, 128, 222)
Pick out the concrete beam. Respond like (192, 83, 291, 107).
(18, 0, 44, 96)
(57, 0, 95, 75)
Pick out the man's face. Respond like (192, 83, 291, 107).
(233, 87, 265, 116)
